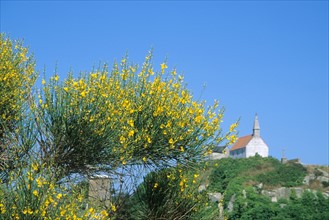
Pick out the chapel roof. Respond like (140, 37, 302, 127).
(230, 135, 253, 151)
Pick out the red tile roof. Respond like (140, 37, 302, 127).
(230, 135, 253, 151)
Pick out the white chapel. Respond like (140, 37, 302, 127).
(229, 114, 269, 158)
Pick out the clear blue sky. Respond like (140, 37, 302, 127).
(1, 1, 328, 165)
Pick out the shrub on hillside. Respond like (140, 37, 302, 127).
(128, 166, 214, 220)
(0, 160, 109, 219)
(256, 162, 307, 187)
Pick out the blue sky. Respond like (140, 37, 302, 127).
(1, 1, 328, 165)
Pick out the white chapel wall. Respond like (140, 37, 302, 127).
(245, 137, 268, 157)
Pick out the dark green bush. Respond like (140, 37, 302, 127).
(128, 166, 212, 220)
(256, 162, 307, 187)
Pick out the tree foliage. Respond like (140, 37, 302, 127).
(1, 34, 238, 218)
(0, 34, 37, 179)
(0, 158, 110, 219)
(35, 52, 235, 177)
(127, 164, 217, 220)
(0, 34, 36, 130)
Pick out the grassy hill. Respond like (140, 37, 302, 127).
(120, 155, 329, 220)
(204, 156, 329, 219)
(208, 156, 307, 191)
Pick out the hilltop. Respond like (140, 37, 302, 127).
(207, 156, 329, 192)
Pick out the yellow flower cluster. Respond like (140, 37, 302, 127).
(0, 203, 5, 214)
(1, 35, 238, 219)
(0, 34, 36, 126)
(0, 161, 109, 219)
(38, 52, 237, 172)
(147, 165, 210, 218)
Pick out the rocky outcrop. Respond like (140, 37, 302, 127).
(207, 192, 225, 220)
(208, 192, 222, 202)
(303, 174, 315, 185)
(227, 194, 236, 212)
(198, 184, 207, 192)
(303, 167, 329, 187)
(258, 166, 329, 202)
(261, 187, 303, 202)
(261, 187, 328, 202)
(203, 164, 329, 216)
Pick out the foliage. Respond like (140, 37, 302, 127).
(228, 187, 278, 220)
(125, 145, 317, 220)
(0, 158, 109, 219)
(35, 52, 236, 178)
(0, 34, 238, 218)
(128, 164, 217, 220)
(205, 156, 326, 219)
(208, 156, 272, 193)
(271, 191, 329, 220)
(256, 162, 307, 187)
(208, 156, 307, 194)
(0, 84, 109, 220)
(2, 33, 327, 220)
(0, 34, 37, 177)
(0, 34, 36, 130)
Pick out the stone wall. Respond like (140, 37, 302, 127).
(208, 152, 229, 160)
(88, 175, 111, 207)
(261, 187, 304, 202)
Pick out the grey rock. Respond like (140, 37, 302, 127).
(218, 203, 224, 220)
(261, 190, 276, 198)
(198, 184, 206, 192)
(262, 187, 294, 202)
(292, 187, 303, 198)
(227, 194, 236, 213)
(208, 192, 222, 202)
(276, 187, 291, 200)
(318, 176, 329, 183)
(303, 175, 311, 185)
(317, 169, 329, 177)
(261, 187, 329, 202)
